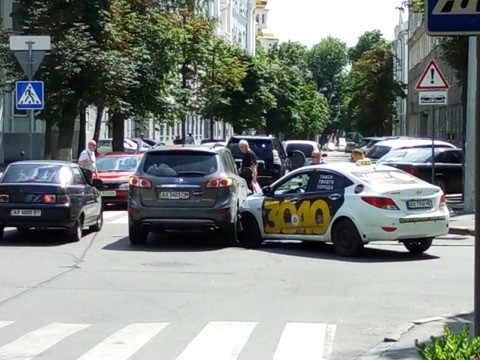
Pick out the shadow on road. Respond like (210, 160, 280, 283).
(0, 228, 99, 247)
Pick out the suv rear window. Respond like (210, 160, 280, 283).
(285, 143, 316, 157)
(143, 151, 218, 177)
(228, 138, 273, 160)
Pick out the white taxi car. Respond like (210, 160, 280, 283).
(238, 160, 449, 257)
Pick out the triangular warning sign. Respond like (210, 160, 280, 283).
(18, 84, 42, 105)
(416, 60, 449, 90)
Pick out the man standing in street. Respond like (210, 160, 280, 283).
(309, 150, 325, 165)
(185, 133, 195, 144)
(78, 140, 98, 181)
(238, 139, 258, 192)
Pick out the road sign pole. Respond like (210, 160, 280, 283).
(27, 41, 34, 160)
(475, 35, 480, 337)
(431, 106, 435, 184)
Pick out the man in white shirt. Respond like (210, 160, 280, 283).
(136, 133, 145, 152)
(78, 140, 98, 181)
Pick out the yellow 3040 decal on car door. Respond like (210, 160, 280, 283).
(263, 199, 331, 235)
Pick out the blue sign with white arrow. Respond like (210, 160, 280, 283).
(16, 81, 44, 110)
(427, 0, 480, 35)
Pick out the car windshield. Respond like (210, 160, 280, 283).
(97, 156, 140, 172)
(285, 143, 315, 157)
(351, 169, 424, 185)
(2, 164, 72, 184)
(143, 151, 218, 177)
(365, 145, 392, 159)
(228, 139, 273, 160)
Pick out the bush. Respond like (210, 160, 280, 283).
(416, 325, 480, 359)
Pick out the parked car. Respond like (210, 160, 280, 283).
(337, 137, 347, 152)
(283, 140, 326, 167)
(227, 135, 293, 187)
(128, 145, 249, 245)
(238, 159, 449, 257)
(365, 138, 457, 161)
(200, 138, 225, 144)
(127, 138, 154, 151)
(94, 152, 144, 205)
(0, 160, 103, 242)
(97, 139, 139, 154)
(377, 147, 463, 194)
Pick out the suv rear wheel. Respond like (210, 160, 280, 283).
(129, 225, 148, 245)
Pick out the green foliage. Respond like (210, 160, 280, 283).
(348, 30, 388, 63)
(416, 325, 480, 360)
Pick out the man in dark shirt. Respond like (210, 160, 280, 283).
(238, 139, 257, 191)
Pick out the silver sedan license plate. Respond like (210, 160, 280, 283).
(407, 199, 432, 209)
(11, 209, 41, 216)
(159, 191, 190, 200)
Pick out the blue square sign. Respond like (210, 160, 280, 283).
(427, 0, 480, 35)
(16, 81, 44, 110)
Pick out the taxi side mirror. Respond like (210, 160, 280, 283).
(262, 186, 273, 196)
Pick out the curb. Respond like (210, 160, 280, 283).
(448, 227, 475, 236)
(360, 311, 473, 360)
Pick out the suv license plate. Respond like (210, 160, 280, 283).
(159, 191, 190, 200)
(11, 209, 41, 216)
(407, 199, 432, 209)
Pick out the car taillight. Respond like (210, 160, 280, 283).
(43, 194, 70, 204)
(361, 196, 399, 210)
(440, 193, 446, 208)
(272, 149, 281, 165)
(205, 177, 233, 188)
(129, 176, 152, 189)
(402, 166, 419, 177)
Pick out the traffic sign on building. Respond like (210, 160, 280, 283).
(427, 0, 480, 35)
(415, 59, 449, 90)
(16, 81, 44, 110)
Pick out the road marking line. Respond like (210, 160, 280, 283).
(103, 211, 125, 220)
(272, 322, 333, 360)
(0, 321, 14, 329)
(0, 322, 89, 360)
(176, 321, 257, 360)
(108, 214, 128, 224)
(78, 322, 169, 360)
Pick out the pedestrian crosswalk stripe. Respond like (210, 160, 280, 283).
(433, 0, 480, 14)
(77, 322, 169, 360)
(18, 83, 42, 105)
(272, 323, 336, 360)
(176, 321, 257, 360)
(0, 322, 90, 360)
(0, 321, 14, 330)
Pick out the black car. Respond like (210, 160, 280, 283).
(227, 135, 293, 187)
(378, 147, 463, 194)
(128, 145, 248, 245)
(0, 161, 103, 241)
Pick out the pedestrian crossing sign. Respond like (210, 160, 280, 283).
(15, 81, 44, 110)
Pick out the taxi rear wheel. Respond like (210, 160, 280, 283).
(239, 213, 262, 248)
(332, 219, 364, 257)
(403, 238, 433, 254)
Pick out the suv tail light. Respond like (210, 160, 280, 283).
(361, 196, 399, 210)
(272, 149, 281, 165)
(129, 176, 152, 189)
(205, 177, 233, 188)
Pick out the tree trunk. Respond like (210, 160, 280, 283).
(110, 112, 126, 152)
(77, 108, 86, 159)
(43, 120, 53, 160)
(93, 105, 105, 142)
(57, 102, 78, 161)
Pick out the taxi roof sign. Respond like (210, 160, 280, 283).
(355, 159, 372, 166)
(416, 59, 449, 90)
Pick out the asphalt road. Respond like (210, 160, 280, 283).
(0, 206, 472, 359)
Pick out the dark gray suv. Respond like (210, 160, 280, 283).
(128, 145, 248, 245)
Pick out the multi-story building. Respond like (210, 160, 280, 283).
(0, 0, 265, 162)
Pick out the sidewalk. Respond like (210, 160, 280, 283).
(362, 203, 475, 360)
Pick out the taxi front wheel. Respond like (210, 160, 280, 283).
(332, 219, 364, 257)
(239, 213, 262, 248)
(403, 238, 433, 254)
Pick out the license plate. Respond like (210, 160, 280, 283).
(159, 191, 190, 200)
(10, 209, 41, 216)
(100, 190, 117, 197)
(407, 199, 433, 209)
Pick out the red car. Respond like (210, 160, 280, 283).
(93, 152, 144, 205)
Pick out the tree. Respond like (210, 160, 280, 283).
(345, 44, 405, 135)
(348, 30, 387, 63)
